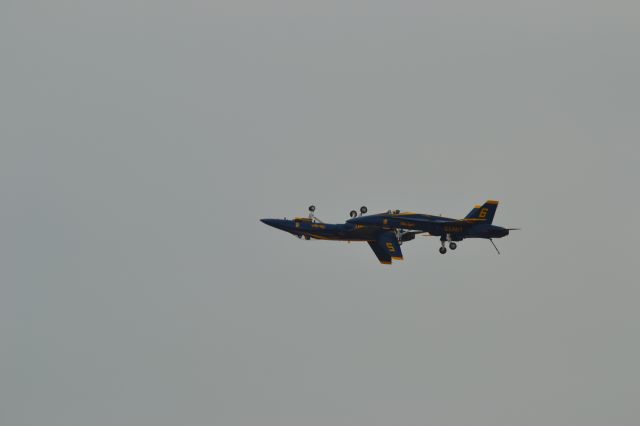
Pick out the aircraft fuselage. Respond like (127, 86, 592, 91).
(346, 213, 510, 241)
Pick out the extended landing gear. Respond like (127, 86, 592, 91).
(439, 234, 457, 254)
(439, 239, 447, 254)
(349, 206, 368, 218)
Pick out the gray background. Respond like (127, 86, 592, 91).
(2, 1, 639, 425)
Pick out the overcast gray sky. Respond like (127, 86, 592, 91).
(2, 1, 639, 425)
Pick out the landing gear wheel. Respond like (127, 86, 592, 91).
(439, 246, 447, 254)
(304, 235, 311, 240)
(449, 242, 457, 250)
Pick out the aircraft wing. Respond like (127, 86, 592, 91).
(368, 231, 403, 264)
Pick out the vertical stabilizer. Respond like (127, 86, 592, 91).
(465, 200, 499, 223)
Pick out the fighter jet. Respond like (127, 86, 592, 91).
(261, 206, 421, 264)
(347, 200, 518, 255)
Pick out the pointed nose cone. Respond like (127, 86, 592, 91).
(260, 218, 290, 231)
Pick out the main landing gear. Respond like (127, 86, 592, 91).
(439, 234, 458, 254)
(350, 206, 368, 218)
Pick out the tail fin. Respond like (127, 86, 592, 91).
(465, 205, 482, 219)
(465, 200, 499, 223)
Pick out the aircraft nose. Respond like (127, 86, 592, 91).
(260, 218, 289, 231)
(261, 218, 277, 227)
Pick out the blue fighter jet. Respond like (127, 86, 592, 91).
(261, 201, 517, 264)
(261, 206, 420, 264)
(347, 200, 518, 256)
